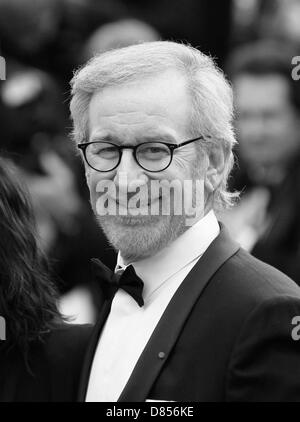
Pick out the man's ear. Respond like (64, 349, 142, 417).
(204, 144, 227, 194)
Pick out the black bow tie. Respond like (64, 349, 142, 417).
(91, 258, 144, 307)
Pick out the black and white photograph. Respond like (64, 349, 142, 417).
(1, 0, 300, 406)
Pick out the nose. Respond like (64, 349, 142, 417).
(114, 149, 149, 191)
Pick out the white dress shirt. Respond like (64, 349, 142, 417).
(85, 210, 220, 402)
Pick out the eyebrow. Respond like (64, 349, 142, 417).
(89, 131, 177, 144)
(138, 133, 177, 143)
(89, 133, 115, 142)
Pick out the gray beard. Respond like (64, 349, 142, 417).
(92, 159, 205, 262)
(95, 213, 188, 263)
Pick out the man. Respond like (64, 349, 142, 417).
(70, 41, 300, 402)
(223, 41, 300, 282)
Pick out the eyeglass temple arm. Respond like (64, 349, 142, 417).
(78, 136, 207, 151)
(174, 136, 205, 149)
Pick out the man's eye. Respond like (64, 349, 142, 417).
(90, 145, 118, 158)
(146, 147, 164, 154)
(139, 145, 169, 158)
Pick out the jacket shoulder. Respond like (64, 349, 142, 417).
(195, 247, 300, 345)
(215, 247, 300, 305)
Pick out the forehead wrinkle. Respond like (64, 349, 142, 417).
(91, 107, 168, 122)
(90, 125, 178, 145)
(88, 70, 191, 145)
(89, 108, 170, 136)
(89, 109, 178, 142)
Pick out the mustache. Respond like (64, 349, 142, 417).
(107, 195, 162, 208)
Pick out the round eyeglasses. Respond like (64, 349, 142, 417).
(77, 136, 204, 173)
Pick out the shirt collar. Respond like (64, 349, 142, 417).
(116, 210, 220, 300)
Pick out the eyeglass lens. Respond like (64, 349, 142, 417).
(85, 142, 172, 172)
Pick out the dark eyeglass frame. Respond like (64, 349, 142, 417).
(77, 135, 205, 173)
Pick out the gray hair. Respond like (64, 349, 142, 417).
(70, 41, 238, 209)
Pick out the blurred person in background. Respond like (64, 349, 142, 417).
(0, 67, 116, 323)
(0, 0, 233, 87)
(118, 0, 232, 67)
(0, 156, 92, 401)
(221, 40, 300, 282)
(0, 0, 64, 84)
(0, 0, 126, 88)
(232, 0, 300, 48)
(82, 18, 160, 62)
(257, 0, 300, 46)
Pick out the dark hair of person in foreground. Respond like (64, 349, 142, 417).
(0, 156, 62, 357)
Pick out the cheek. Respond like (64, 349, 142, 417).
(87, 176, 98, 212)
(171, 150, 197, 174)
(86, 171, 110, 206)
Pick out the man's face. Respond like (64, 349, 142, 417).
(85, 70, 208, 262)
(234, 74, 300, 177)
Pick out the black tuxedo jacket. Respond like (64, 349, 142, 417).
(78, 226, 300, 402)
(0, 323, 92, 402)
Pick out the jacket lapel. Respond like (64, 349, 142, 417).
(118, 225, 240, 401)
(77, 299, 112, 402)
